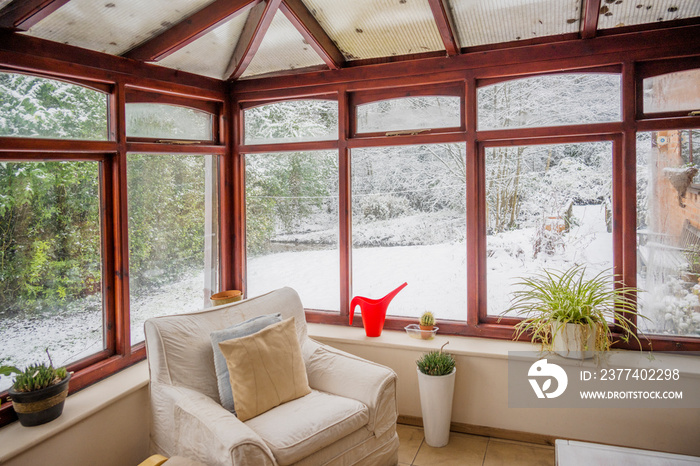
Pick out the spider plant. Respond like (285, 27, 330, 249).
(502, 265, 649, 353)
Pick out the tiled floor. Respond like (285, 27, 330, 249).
(397, 424, 555, 466)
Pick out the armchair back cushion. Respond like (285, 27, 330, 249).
(145, 287, 307, 402)
(218, 317, 311, 421)
(211, 313, 282, 413)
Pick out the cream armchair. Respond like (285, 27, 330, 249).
(144, 287, 399, 466)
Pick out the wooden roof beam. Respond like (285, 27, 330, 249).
(581, 0, 602, 39)
(427, 0, 460, 56)
(280, 0, 344, 70)
(225, 0, 282, 80)
(0, 0, 70, 30)
(124, 0, 261, 62)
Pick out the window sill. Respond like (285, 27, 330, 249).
(307, 324, 700, 373)
(0, 361, 148, 464)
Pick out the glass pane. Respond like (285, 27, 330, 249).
(0, 72, 108, 140)
(598, 0, 700, 30)
(126, 103, 213, 140)
(246, 151, 339, 310)
(356, 96, 461, 134)
(486, 142, 614, 316)
(352, 144, 467, 319)
(478, 74, 621, 130)
(448, 0, 581, 48)
(244, 100, 338, 145)
(643, 69, 700, 114)
(0, 161, 103, 392)
(636, 131, 700, 337)
(127, 154, 219, 345)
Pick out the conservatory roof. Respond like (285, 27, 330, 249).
(0, 0, 698, 81)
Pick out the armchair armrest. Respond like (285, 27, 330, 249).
(303, 339, 398, 438)
(151, 384, 277, 466)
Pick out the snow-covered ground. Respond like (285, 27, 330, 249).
(0, 271, 207, 392)
(0, 203, 649, 392)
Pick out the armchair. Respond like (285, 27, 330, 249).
(144, 287, 399, 466)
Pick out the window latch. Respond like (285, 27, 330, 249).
(689, 111, 700, 117)
(156, 139, 202, 145)
(385, 129, 430, 137)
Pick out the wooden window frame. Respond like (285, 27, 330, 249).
(0, 69, 229, 427)
(235, 68, 700, 354)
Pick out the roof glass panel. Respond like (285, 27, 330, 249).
(598, 0, 700, 30)
(448, 0, 580, 48)
(643, 68, 700, 114)
(25, 0, 216, 56)
(357, 96, 461, 134)
(158, 12, 249, 80)
(0, 0, 13, 12)
(478, 74, 621, 130)
(301, 0, 444, 60)
(242, 10, 325, 78)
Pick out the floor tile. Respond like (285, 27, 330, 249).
(397, 424, 424, 464)
(483, 439, 555, 466)
(412, 432, 489, 466)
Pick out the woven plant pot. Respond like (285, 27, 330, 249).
(210, 290, 242, 307)
(9, 373, 71, 427)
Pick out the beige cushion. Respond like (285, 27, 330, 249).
(218, 317, 311, 422)
(245, 390, 370, 466)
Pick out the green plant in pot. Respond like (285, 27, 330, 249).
(1, 350, 71, 426)
(501, 265, 649, 359)
(416, 342, 456, 447)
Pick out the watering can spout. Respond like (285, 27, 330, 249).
(349, 282, 408, 337)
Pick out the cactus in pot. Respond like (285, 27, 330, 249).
(1, 349, 72, 426)
(419, 311, 436, 339)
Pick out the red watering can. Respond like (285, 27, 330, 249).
(350, 282, 407, 337)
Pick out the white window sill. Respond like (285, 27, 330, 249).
(0, 361, 149, 464)
(307, 323, 700, 373)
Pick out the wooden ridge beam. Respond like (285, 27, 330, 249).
(581, 0, 602, 39)
(225, 0, 282, 80)
(124, 0, 260, 62)
(427, 0, 460, 56)
(280, 0, 344, 70)
(0, 0, 70, 30)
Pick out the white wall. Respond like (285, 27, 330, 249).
(309, 325, 700, 457)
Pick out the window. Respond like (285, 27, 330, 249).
(356, 96, 461, 134)
(244, 100, 338, 145)
(125, 103, 213, 141)
(478, 74, 621, 130)
(485, 142, 614, 316)
(351, 144, 467, 319)
(245, 151, 339, 310)
(643, 69, 700, 115)
(0, 161, 103, 392)
(636, 131, 700, 337)
(127, 154, 219, 344)
(0, 72, 108, 140)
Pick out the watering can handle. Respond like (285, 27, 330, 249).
(349, 296, 360, 325)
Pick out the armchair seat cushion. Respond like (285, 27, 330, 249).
(245, 389, 370, 466)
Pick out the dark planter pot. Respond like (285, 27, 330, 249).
(9, 373, 71, 427)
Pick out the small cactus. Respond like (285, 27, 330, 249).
(420, 311, 435, 327)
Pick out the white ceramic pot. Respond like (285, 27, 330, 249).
(417, 367, 456, 447)
(552, 323, 596, 359)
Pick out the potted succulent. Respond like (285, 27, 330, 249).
(419, 311, 436, 339)
(1, 350, 71, 426)
(502, 265, 649, 359)
(416, 342, 456, 447)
